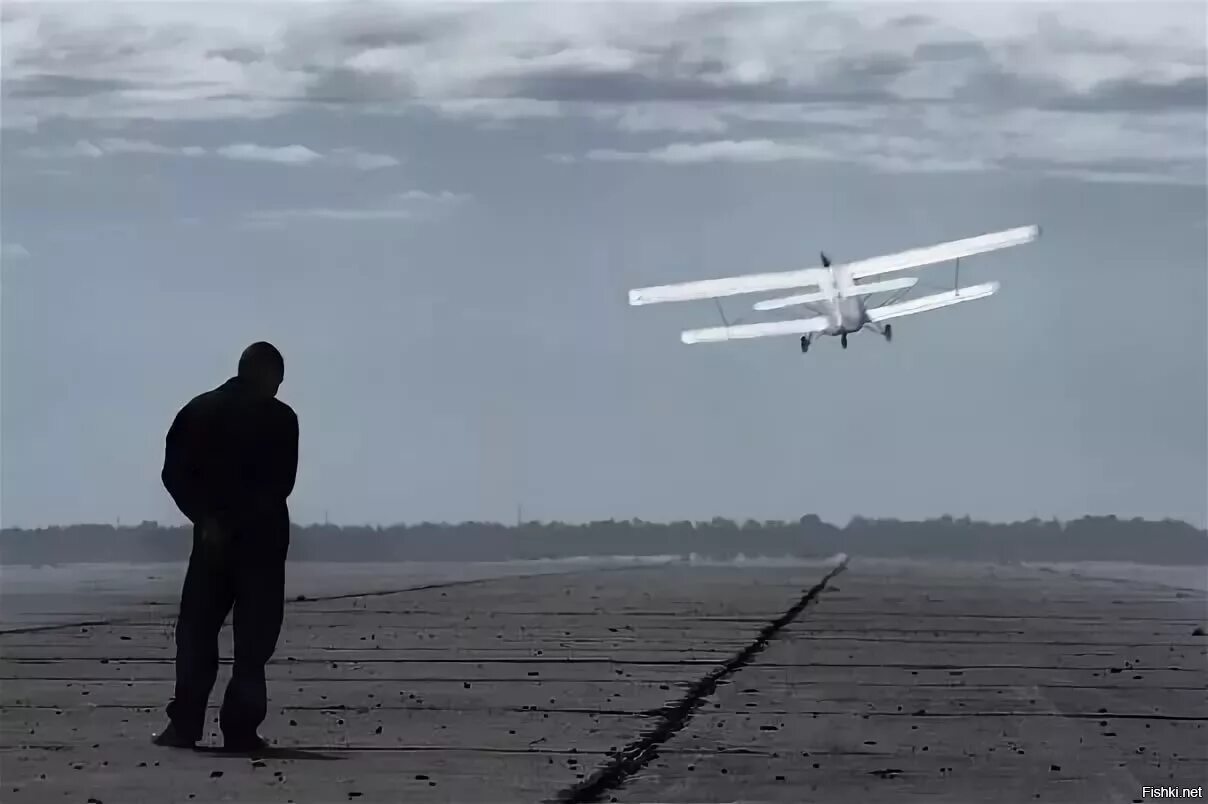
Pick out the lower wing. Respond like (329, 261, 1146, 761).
(681, 314, 832, 344)
(866, 281, 999, 323)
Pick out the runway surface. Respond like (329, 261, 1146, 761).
(1, 558, 1204, 802)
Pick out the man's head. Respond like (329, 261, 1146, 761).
(237, 341, 285, 397)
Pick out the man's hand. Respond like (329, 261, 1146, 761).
(199, 516, 231, 560)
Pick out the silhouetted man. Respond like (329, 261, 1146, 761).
(153, 342, 299, 752)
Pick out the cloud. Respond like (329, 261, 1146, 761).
(214, 143, 322, 165)
(569, 135, 992, 175)
(1, 243, 32, 261)
(559, 103, 1205, 185)
(19, 138, 399, 170)
(6, 4, 1201, 116)
(601, 104, 730, 134)
(99, 138, 206, 157)
(2, 2, 1203, 185)
(425, 98, 565, 124)
(20, 140, 106, 159)
(329, 147, 402, 170)
(581, 139, 831, 165)
(243, 190, 468, 227)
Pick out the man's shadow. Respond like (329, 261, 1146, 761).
(195, 745, 343, 761)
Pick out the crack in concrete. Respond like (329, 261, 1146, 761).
(548, 559, 848, 804)
(5, 656, 723, 665)
(0, 566, 644, 636)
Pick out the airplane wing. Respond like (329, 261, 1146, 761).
(680, 314, 832, 344)
(866, 281, 999, 323)
(627, 225, 1037, 306)
(629, 267, 826, 307)
(847, 226, 1038, 281)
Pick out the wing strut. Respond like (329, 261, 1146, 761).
(714, 298, 730, 329)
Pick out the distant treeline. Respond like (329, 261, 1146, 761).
(1, 515, 1205, 565)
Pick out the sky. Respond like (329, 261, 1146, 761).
(1, 1, 1205, 530)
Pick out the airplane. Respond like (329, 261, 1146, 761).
(628, 225, 1040, 353)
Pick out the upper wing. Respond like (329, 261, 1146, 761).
(680, 314, 832, 344)
(866, 281, 999, 323)
(629, 267, 826, 306)
(847, 225, 1038, 281)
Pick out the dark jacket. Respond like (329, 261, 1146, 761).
(162, 376, 298, 536)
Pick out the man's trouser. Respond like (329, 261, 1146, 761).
(165, 525, 287, 741)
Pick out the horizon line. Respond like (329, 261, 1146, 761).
(3, 513, 1205, 534)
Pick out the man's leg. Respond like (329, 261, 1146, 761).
(163, 536, 235, 743)
(219, 539, 286, 748)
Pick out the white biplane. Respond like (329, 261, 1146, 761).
(628, 225, 1040, 353)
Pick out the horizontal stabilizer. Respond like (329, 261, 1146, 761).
(867, 282, 999, 323)
(753, 276, 917, 311)
(752, 290, 830, 311)
(848, 226, 1038, 281)
(681, 314, 832, 344)
(849, 276, 918, 296)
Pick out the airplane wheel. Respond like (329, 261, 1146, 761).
(800, 336, 809, 354)
(885, 324, 893, 342)
(841, 333, 848, 349)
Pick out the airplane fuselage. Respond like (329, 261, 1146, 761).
(819, 265, 869, 334)
(794, 262, 891, 353)
(827, 295, 868, 334)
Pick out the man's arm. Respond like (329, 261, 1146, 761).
(269, 405, 299, 503)
(161, 404, 208, 523)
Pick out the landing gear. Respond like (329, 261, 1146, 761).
(840, 332, 848, 349)
(800, 335, 810, 354)
(884, 324, 893, 343)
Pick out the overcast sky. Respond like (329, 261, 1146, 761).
(2, 1, 1205, 529)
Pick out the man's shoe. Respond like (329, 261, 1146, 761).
(222, 733, 269, 753)
(152, 722, 198, 749)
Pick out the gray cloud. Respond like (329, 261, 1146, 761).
(243, 190, 468, 227)
(1049, 76, 1208, 113)
(19, 138, 399, 169)
(1, 3, 1203, 186)
(559, 104, 1204, 186)
(7, 4, 1202, 114)
(329, 147, 402, 170)
(1, 242, 31, 261)
(5, 74, 139, 98)
(205, 47, 265, 65)
(912, 40, 990, 62)
(571, 135, 992, 176)
(215, 143, 322, 165)
(100, 138, 205, 157)
(582, 139, 831, 165)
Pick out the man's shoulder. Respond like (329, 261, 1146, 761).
(176, 380, 294, 426)
(268, 398, 298, 426)
(179, 386, 221, 417)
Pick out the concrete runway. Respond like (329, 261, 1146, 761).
(1, 559, 1204, 802)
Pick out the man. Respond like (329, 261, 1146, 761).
(153, 341, 299, 752)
